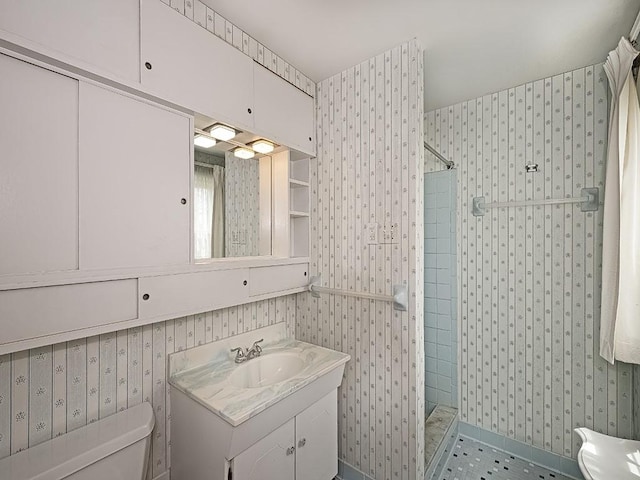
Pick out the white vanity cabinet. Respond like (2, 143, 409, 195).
(0, 0, 139, 83)
(230, 390, 338, 480)
(140, 0, 254, 131)
(253, 63, 316, 156)
(0, 53, 79, 277)
(78, 82, 191, 271)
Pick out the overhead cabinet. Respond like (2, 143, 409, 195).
(0, 53, 79, 277)
(79, 83, 191, 271)
(140, 0, 254, 131)
(0, 0, 139, 82)
(253, 63, 315, 155)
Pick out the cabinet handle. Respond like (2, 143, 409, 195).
(309, 136, 312, 142)
(304, 271, 307, 277)
(298, 438, 306, 448)
(145, 62, 152, 70)
(243, 280, 248, 286)
(286, 446, 295, 456)
(247, 108, 252, 114)
(142, 294, 150, 301)
(181, 198, 187, 205)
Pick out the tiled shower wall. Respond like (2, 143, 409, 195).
(424, 170, 457, 415)
(296, 40, 425, 480)
(425, 63, 634, 459)
(0, 295, 297, 479)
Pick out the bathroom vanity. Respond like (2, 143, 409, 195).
(168, 323, 350, 480)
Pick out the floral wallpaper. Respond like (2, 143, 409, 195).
(225, 153, 261, 257)
(425, 63, 634, 458)
(163, 0, 315, 97)
(0, 295, 297, 479)
(296, 39, 425, 480)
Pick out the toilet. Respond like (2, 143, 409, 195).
(575, 427, 640, 480)
(0, 402, 154, 480)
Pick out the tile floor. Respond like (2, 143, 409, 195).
(438, 436, 573, 480)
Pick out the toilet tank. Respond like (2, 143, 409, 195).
(0, 402, 155, 480)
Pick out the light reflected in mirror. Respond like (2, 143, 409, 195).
(193, 123, 272, 260)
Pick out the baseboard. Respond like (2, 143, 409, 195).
(152, 469, 170, 480)
(337, 459, 375, 480)
(458, 422, 583, 479)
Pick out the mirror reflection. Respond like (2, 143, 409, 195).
(193, 122, 272, 260)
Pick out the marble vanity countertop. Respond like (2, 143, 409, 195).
(168, 338, 350, 426)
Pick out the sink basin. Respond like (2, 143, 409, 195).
(228, 352, 305, 388)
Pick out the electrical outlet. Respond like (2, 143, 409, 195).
(379, 223, 399, 244)
(367, 222, 378, 244)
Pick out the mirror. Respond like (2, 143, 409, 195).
(193, 117, 272, 260)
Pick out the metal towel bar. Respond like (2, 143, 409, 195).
(472, 187, 599, 216)
(308, 275, 408, 311)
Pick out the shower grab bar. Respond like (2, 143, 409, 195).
(471, 187, 599, 216)
(308, 275, 408, 311)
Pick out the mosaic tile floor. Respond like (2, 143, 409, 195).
(438, 436, 573, 480)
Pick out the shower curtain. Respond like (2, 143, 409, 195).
(600, 37, 640, 364)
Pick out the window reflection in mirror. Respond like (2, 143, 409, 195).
(193, 130, 272, 260)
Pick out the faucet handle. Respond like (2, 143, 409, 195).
(230, 347, 246, 363)
(250, 338, 264, 354)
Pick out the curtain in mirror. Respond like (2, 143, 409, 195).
(194, 164, 225, 259)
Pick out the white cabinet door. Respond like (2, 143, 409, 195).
(0, 53, 79, 277)
(138, 269, 250, 320)
(0, 0, 139, 82)
(140, 0, 254, 131)
(249, 264, 308, 297)
(0, 279, 138, 349)
(295, 390, 338, 480)
(253, 64, 315, 155)
(79, 82, 191, 271)
(231, 418, 295, 480)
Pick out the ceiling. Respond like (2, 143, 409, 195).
(201, 0, 640, 111)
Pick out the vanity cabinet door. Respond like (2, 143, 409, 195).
(0, 53, 79, 277)
(231, 418, 295, 480)
(253, 64, 315, 156)
(140, 0, 254, 131)
(295, 390, 338, 480)
(0, 0, 139, 82)
(79, 82, 191, 271)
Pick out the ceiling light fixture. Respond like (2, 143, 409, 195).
(251, 139, 275, 154)
(194, 134, 216, 148)
(233, 147, 254, 159)
(209, 124, 236, 141)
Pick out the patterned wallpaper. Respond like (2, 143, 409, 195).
(296, 39, 425, 480)
(425, 63, 634, 458)
(225, 154, 260, 257)
(162, 0, 315, 97)
(0, 295, 297, 479)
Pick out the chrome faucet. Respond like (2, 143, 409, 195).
(230, 338, 264, 363)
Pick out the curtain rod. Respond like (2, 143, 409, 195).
(424, 142, 454, 169)
(631, 9, 640, 43)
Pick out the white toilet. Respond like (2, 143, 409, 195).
(0, 401, 155, 480)
(575, 427, 640, 480)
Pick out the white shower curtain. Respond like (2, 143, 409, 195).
(600, 37, 640, 364)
